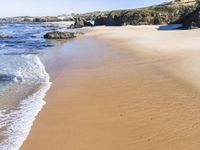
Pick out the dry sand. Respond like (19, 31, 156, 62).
(21, 26, 200, 150)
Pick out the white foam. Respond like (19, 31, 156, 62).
(0, 55, 51, 150)
(0, 55, 48, 83)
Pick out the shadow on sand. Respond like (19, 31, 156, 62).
(158, 24, 183, 31)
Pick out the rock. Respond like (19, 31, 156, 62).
(94, 16, 108, 26)
(68, 17, 93, 29)
(175, 7, 200, 29)
(0, 35, 11, 38)
(31, 35, 37, 38)
(44, 31, 77, 39)
(173, 0, 196, 4)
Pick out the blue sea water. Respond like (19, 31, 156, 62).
(0, 23, 66, 150)
(0, 23, 57, 54)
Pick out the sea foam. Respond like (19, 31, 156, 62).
(0, 54, 51, 150)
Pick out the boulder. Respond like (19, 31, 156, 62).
(68, 17, 93, 29)
(94, 16, 108, 26)
(44, 31, 76, 39)
(175, 7, 200, 29)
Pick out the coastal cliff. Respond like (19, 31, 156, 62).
(94, 2, 197, 26)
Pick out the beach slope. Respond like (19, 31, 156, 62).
(21, 26, 200, 150)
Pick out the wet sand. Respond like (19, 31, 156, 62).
(21, 26, 200, 150)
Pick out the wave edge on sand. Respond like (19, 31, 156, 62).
(0, 55, 51, 150)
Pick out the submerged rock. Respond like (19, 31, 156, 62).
(0, 35, 11, 38)
(44, 31, 77, 39)
(68, 17, 93, 29)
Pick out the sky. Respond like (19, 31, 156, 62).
(0, 0, 170, 18)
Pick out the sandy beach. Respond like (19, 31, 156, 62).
(21, 26, 200, 150)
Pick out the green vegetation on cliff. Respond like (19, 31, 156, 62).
(95, 2, 197, 26)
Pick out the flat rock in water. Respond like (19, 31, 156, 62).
(44, 31, 77, 39)
(0, 35, 11, 38)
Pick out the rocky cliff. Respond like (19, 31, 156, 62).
(94, 2, 197, 26)
(175, 6, 200, 29)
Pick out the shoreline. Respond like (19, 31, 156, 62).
(0, 54, 51, 150)
(21, 26, 200, 150)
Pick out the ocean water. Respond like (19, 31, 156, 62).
(0, 23, 65, 150)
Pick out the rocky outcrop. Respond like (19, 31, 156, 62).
(71, 11, 109, 21)
(94, 16, 108, 26)
(173, 0, 196, 4)
(94, 3, 197, 26)
(175, 7, 200, 29)
(0, 35, 11, 38)
(68, 18, 93, 29)
(44, 31, 77, 39)
(1, 16, 74, 23)
(33, 17, 62, 22)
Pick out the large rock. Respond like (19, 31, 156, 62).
(68, 17, 93, 29)
(44, 31, 77, 39)
(175, 7, 200, 29)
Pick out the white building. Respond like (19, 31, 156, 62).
(57, 15, 74, 21)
